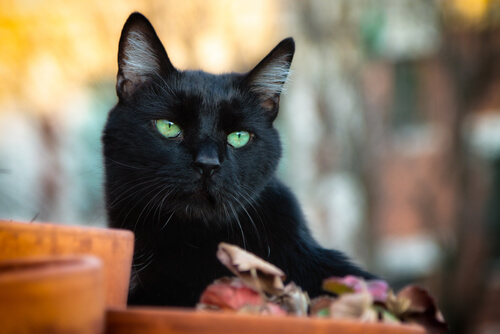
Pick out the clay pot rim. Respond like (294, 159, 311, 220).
(106, 306, 426, 333)
(0, 220, 134, 240)
(0, 255, 102, 283)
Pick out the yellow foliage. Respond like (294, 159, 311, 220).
(451, 0, 490, 22)
(0, 0, 277, 113)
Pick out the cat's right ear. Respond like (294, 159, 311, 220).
(243, 38, 295, 120)
(116, 12, 175, 100)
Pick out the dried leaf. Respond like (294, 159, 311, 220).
(316, 308, 330, 317)
(310, 296, 336, 317)
(365, 280, 390, 302)
(322, 277, 356, 295)
(377, 307, 401, 324)
(323, 275, 389, 302)
(397, 285, 448, 334)
(386, 290, 412, 317)
(329, 290, 377, 322)
(198, 277, 264, 311)
(398, 285, 438, 314)
(217, 243, 286, 295)
(271, 282, 310, 316)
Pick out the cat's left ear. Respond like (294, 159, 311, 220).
(244, 37, 295, 120)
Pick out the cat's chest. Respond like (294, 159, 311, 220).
(142, 223, 224, 264)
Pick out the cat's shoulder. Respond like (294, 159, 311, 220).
(261, 177, 303, 217)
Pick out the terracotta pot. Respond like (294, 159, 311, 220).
(0, 255, 104, 334)
(106, 307, 426, 334)
(0, 220, 134, 307)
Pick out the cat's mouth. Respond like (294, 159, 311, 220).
(191, 189, 214, 202)
(185, 188, 218, 209)
(189, 177, 219, 202)
(168, 178, 230, 221)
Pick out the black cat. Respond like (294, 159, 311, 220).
(103, 12, 374, 307)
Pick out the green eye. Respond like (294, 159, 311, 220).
(227, 131, 251, 148)
(156, 119, 182, 138)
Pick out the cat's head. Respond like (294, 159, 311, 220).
(103, 12, 294, 227)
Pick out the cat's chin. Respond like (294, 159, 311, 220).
(176, 191, 223, 222)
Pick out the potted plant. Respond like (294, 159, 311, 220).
(105, 244, 444, 334)
(0, 220, 134, 307)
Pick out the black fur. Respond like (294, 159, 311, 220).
(103, 12, 374, 307)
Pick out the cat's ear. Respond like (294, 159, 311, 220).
(244, 37, 295, 119)
(116, 12, 175, 100)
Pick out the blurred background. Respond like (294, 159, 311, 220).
(1, 0, 500, 332)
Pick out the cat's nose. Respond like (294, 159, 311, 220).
(192, 154, 221, 177)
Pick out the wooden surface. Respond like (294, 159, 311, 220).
(0, 255, 104, 334)
(0, 220, 134, 307)
(106, 307, 427, 334)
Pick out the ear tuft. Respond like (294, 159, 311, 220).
(117, 12, 174, 99)
(122, 30, 161, 79)
(244, 38, 295, 114)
